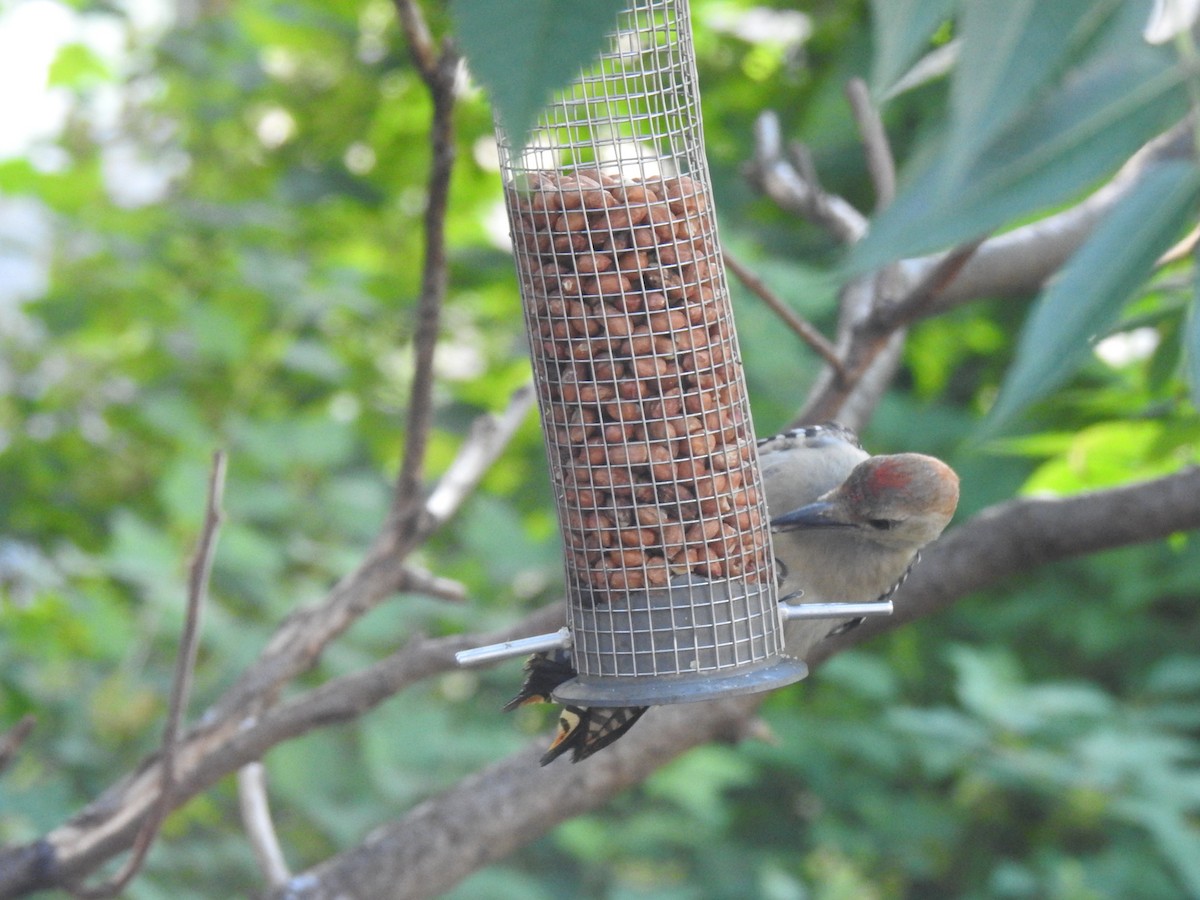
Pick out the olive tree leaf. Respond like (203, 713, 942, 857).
(869, 0, 957, 98)
(850, 43, 1188, 273)
(942, 0, 1119, 176)
(452, 0, 626, 151)
(982, 160, 1200, 435)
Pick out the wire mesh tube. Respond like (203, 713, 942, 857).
(496, 0, 805, 704)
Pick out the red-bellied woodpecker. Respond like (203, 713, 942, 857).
(507, 422, 960, 764)
(766, 426, 960, 661)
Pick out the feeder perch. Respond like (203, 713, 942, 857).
(456, 0, 881, 706)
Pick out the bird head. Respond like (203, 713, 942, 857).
(770, 453, 959, 550)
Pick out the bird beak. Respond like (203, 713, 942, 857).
(770, 500, 853, 533)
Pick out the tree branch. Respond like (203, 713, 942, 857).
(4, 467, 1196, 896)
(391, 0, 460, 528)
(845, 78, 895, 211)
(258, 466, 1200, 900)
(0, 603, 567, 897)
(814, 464, 1200, 661)
(0, 380, 534, 898)
(751, 105, 1193, 427)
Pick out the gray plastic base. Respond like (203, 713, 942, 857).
(551, 655, 808, 706)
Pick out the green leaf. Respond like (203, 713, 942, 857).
(1021, 421, 1184, 494)
(452, 0, 626, 150)
(47, 42, 112, 88)
(944, 0, 1116, 176)
(868, 0, 957, 97)
(851, 43, 1188, 272)
(983, 161, 1200, 434)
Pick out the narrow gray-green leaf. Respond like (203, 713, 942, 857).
(1187, 278, 1200, 413)
(944, 0, 1116, 176)
(849, 46, 1187, 273)
(452, 0, 626, 151)
(983, 161, 1200, 435)
(869, 0, 957, 98)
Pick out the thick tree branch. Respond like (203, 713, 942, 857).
(752, 106, 1194, 427)
(261, 467, 1200, 900)
(816, 465, 1200, 659)
(270, 695, 759, 900)
(0, 602, 564, 897)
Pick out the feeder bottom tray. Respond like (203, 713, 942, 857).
(553, 578, 808, 706)
(551, 655, 808, 707)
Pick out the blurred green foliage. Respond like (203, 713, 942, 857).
(0, 0, 1198, 897)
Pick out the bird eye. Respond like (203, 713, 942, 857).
(868, 519, 894, 530)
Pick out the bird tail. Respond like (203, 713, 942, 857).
(504, 650, 649, 764)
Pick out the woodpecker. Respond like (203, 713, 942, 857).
(506, 422, 960, 764)
(768, 435, 960, 661)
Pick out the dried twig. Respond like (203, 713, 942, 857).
(238, 762, 290, 889)
(0, 715, 35, 778)
(746, 111, 867, 244)
(72, 450, 227, 899)
(391, 0, 461, 526)
(722, 250, 846, 380)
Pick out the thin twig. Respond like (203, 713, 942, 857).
(395, 0, 437, 81)
(845, 77, 896, 211)
(0, 715, 35, 777)
(723, 250, 847, 380)
(399, 565, 468, 603)
(392, 0, 460, 527)
(238, 762, 290, 889)
(72, 450, 227, 899)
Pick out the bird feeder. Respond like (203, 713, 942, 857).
(456, 0, 807, 705)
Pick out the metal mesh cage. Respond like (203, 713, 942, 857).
(496, 0, 805, 705)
